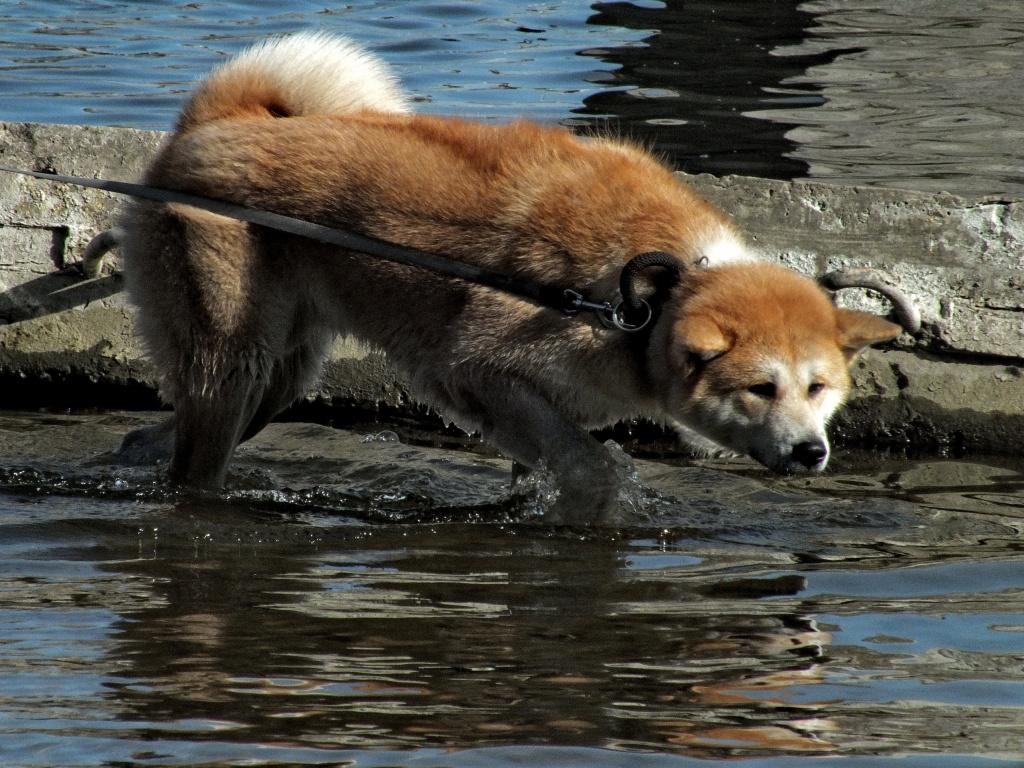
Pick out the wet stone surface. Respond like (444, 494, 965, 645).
(0, 410, 1022, 767)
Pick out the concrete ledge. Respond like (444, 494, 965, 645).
(1, 122, 1022, 453)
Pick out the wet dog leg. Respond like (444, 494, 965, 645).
(238, 341, 326, 444)
(168, 340, 326, 489)
(169, 373, 266, 491)
(111, 348, 305, 468)
(468, 379, 622, 526)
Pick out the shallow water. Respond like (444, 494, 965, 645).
(0, 1, 1022, 195)
(0, 410, 1022, 766)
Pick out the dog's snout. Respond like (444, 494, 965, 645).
(791, 440, 828, 469)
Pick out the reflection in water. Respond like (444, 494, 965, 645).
(756, 1, 1024, 195)
(577, 0, 853, 179)
(0, 1, 1021, 194)
(575, 1, 1024, 195)
(101, 522, 838, 755)
(0, 413, 1023, 765)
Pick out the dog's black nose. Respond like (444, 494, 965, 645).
(792, 440, 828, 469)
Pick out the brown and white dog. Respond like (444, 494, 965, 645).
(113, 32, 901, 523)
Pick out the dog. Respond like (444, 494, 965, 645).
(110, 32, 902, 523)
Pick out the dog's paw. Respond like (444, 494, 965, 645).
(674, 423, 739, 459)
(111, 420, 175, 465)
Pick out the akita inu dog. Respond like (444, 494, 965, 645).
(112, 32, 904, 523)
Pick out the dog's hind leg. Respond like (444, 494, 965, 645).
(169, 367, 269, 491)
(238, 339, 328, 444)
(168, 338, 328, 490)
(462, 378, 622, 526)
(111, 341, 317, 470)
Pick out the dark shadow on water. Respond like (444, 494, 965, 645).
(576, 0, 862, 178)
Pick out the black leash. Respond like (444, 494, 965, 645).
(0, 165, 684, 332)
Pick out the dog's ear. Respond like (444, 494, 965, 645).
(836, 308, 902, 361)
(670, 313, 732, 372)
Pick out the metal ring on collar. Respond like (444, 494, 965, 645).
(601, 299, 653, 332)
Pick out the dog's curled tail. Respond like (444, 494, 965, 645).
(177, 31, 410, 132)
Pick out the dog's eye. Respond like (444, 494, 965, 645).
(747, 382, 777, 399)
(808, 382, 825, 396)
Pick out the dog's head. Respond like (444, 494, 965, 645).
(659, 262, 901, 473)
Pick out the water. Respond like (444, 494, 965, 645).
(0, 1, 1022, 196)
(1, 411, 1022, 766)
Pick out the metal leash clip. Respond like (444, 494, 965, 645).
(563, 289, 652, 333)
(561, 289, 610, 316)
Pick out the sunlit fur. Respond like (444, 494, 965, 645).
(118, 32, 901, 522)
(177, 31, 409, 131)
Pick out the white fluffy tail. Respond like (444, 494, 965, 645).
(177, 31, 409, 131)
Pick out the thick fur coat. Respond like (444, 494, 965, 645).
(118, 33, 901, 523)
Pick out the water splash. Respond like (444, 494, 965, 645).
(603, 439, 650, 525)
(505, 441, 658, 526)
(508, 459, 561, 522)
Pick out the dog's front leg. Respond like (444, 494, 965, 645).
(465, 378, 622, 526)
